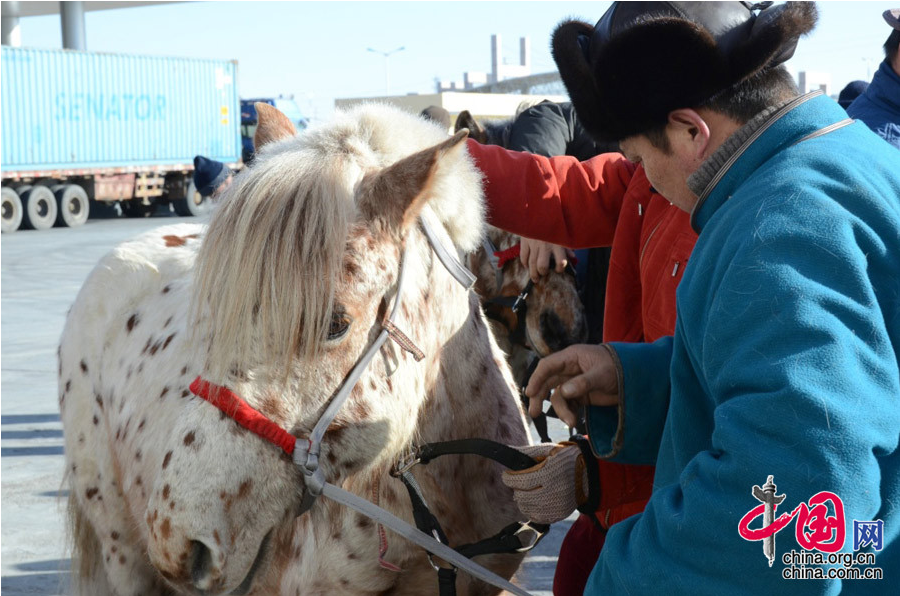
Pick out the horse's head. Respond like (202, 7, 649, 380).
(146, 103, 487, 594)
(471, 228, 588, 359)
(455, 110, 513, 147)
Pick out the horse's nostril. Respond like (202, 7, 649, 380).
(189, 539, 215, 590)
(539, 311, 569, 351)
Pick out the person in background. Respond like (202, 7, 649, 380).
(480, 2, 899, 593)
(837, 80, 868, 109)
(420, 105, 452, 132)
(847, 8, 900, 147)
(505, 100, 619, 162)
(193, 155, 233, 199)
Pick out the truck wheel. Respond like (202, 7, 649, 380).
(54, 184, 90, 227)
(1, 187, 23, 233)
(121, 200, 155, 218)
(20, 185, 58, 231)
(173, 180, 213, 217)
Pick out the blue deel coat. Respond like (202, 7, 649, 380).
(585, 92, 900, 595)
(847, 59, 900, 149)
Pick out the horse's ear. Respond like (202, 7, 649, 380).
(360, 129, 469, 234)
(254, 102, 297, 150)
(454, 110, 486, 144)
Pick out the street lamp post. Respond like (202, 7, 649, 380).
(367, 46, 405, 95)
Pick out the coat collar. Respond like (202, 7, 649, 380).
(689, 91, 849, 233)
(864, 59, 900, 114)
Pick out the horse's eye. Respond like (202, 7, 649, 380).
(327, 311, 352, 341)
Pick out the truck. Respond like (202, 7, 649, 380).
(1, 46, 241, 232)
(240, 97, 308, 164)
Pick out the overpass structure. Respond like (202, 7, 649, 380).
(1, 1, 178, 50)
(466, 71, 566, 96)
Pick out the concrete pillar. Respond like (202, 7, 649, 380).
(1, 1, 22, 47)
(61, 1, 86, 51)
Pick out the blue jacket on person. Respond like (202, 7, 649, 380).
(585, 92, 900, 594)
(847, 59, 900, 149)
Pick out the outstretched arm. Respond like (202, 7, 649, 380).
(466, 139, 635, 249)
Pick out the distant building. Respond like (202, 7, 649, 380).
(797, 71, 832, 96)
(438, 35, 532, 92)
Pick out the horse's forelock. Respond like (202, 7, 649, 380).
(194, 140, 357, 383)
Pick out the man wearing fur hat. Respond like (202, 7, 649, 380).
(476, 2, 900, 593)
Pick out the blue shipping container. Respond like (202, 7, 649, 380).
(1, 46, 240, 173)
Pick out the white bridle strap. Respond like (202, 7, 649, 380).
(297, 240, 417, 497)
(420, 211, 477, 289)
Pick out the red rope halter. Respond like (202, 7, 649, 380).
(493, 244, 521, 268)
(189, 377, 297, 455)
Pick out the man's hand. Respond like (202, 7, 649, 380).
(501, 442, 591, 524)
(519, 238, 575, 282)
(525, 344, 620, 427)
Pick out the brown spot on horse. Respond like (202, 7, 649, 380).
(162, 234, 199, 248)
(160, 518, 171, 540)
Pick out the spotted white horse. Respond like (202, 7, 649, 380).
(59, 103, 532, 595)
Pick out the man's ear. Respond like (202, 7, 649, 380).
(668, 109, 711, 161)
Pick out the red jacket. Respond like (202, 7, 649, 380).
(466, 139, 698, 526)
(467, 139, 696, 345)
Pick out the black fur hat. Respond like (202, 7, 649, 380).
(552, 2, 819, 142)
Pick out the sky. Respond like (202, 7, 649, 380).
(14, 1, 898, 122)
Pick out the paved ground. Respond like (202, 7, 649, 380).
(1, 212, 573, 595)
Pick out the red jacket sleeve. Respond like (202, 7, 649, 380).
(466, 138, 636, 249)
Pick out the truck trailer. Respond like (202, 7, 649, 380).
(1, 46, 241, 232)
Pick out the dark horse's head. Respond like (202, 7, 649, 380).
(454, 110, 516, 147)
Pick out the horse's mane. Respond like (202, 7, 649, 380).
(193, 104, 484, 382)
